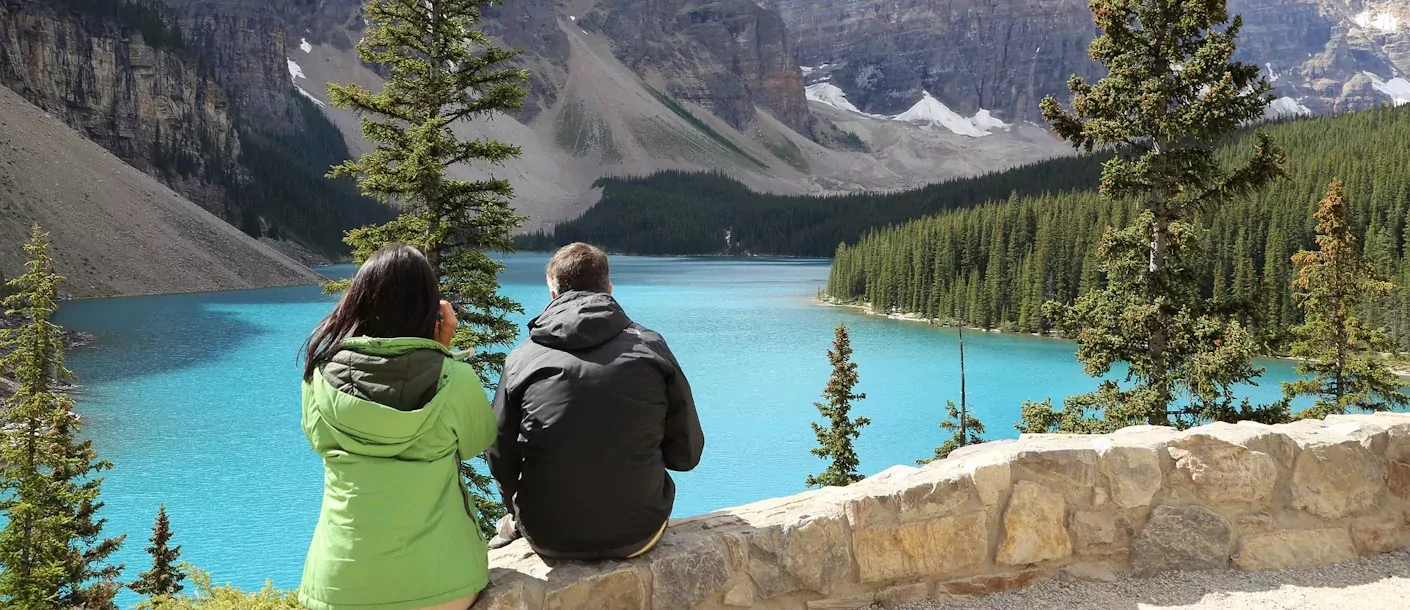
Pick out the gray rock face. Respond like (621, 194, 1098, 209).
(1131, 503, 1233, 575)
(588, 0, 810, 135)
(168, 0, 306, 135)
(0, 2, 242, 214)
(768, 0, 1410, 120)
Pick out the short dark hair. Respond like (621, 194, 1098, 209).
(547, 243, 611, 294)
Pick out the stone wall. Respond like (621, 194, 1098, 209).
(477, 413, 1410, 609)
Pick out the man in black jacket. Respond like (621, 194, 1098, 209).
(487, 242, 705, 559)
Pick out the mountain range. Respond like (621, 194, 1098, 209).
(2, 0, 1408, 267)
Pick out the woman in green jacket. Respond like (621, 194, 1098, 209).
(299, 245, 496, 610)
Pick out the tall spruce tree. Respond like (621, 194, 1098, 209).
(131, 505, 186, 598)
(326, 0, 529, 538)
(806, 323, 870, 488)
(1282, 181, 1409, 417)
(0, 225, 124, 609)
(1033, 0, 1286, 428)
(920, 320, 986, 463)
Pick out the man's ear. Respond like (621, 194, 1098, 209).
(608, 283, 614, 295)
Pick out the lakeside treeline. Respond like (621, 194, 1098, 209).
(827, 105, 1410, 350)
(517, 156, 1105, 256)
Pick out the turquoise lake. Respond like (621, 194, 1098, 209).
(54, 254, 1308, 605)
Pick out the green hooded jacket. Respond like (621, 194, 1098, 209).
(299, 337, 496, 610)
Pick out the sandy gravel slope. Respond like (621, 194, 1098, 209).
(0, 85, 323, 298)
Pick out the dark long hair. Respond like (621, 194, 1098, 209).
(303, 245, 441, 380)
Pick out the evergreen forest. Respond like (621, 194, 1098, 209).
(519, 155, 1105, 256)
(825, 106, 1410, 351)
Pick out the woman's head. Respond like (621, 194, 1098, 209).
(303, 245, 441, 380)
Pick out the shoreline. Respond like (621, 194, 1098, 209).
(816, 297, 1410, 378)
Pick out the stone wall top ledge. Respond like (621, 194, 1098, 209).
(478, 415, 1410, 609)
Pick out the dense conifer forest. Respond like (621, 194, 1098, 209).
(520, 155, 1106, 256)
(825, 105, 1410, 350)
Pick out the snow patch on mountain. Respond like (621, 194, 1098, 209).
(1364, 71, 1410, 106)
(970, 109, 1010, 132)
(892, 91, 1005, 137)
(300, 38, 312, 53)
(296, 86, 326, 107)
(805, 82, 862, 113)
(1353, 11, 1400, 32)
(286, 59, 306, 82)
(1267, 97, 1312, 117)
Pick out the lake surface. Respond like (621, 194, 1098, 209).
(55, 254, 1307, 605)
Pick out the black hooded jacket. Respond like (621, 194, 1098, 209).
(487, 291, 704, 559)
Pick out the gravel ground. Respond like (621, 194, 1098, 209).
(892, 550, 1410, 609)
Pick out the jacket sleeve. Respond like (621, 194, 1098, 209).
(655, 339, 705, 472)
(455, 363, 498, 458)
(486, 365, 523, 513)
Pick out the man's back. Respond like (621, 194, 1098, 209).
(488, 290, 704, 559)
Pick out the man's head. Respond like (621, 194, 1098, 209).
(546, 242, 611, 298)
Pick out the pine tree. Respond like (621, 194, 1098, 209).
(1282, 181, 1409, 417)
(918, 401, 986, 464)
(806, 323, 870, 488)
(131, 505, 186, 599)
(919, 319, 987, 463)
(0, 225, 124, 609)
(326, 0, 529, 538)
(1034, 0, 1286, 427)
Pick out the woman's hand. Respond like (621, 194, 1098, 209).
(435, 300, 457, 348)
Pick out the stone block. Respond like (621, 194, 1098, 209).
(1321, 417, 1391, 456)
(1234, 528, 1357, 571)
(1011, 441, 1098, 492)
(780, 507, 855, 594)
(1291, 440, 1385, 519)
(1094, 440, 1164, 509)
(1381, 415, 1410, 461)
(935, 570, 1043, 596)
(1389, 460, 1410, 499)
(542, 563, 647, 610)
(875, 583, 931, 607)
(646, 534, 730, 608)
(998, 481, 1071, 566)
(722, 582, 754, 608)
(1168, 435, 1278, 509)
(1131, 503, 1232, 575)
(852, 511, 988, 583)
(1351, 521, 1402, 555)
(843, 467, 980, 528)
(970, 460, 1012, 507)
(1071, 510, 1127, 552)
(734, 526, 800, 599)
(474, 577, 537, 610)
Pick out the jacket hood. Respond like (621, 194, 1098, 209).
(309, 337, 452, 457)
(529, 291, 631, 351)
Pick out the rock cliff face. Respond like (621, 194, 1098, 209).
(166, 0, 306, 134)
(768, 0, 1410, 119)
(583, 0, 810, 135)
(0, 0, 241, 213)
(769, 0, 1100, 118)
(479, 413, 1410, 608)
